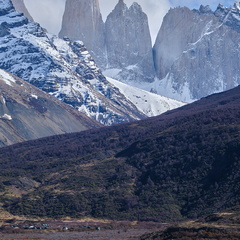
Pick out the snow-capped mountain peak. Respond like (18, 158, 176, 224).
(0, 0, 147, 125)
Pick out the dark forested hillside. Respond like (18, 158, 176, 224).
(1, 86, 240, 221)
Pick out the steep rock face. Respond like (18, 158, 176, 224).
(0, 69, 101, 147)
(11, 0, 33, 21)
(59, 0, 155, 84)
(153, 5, 240, 102)
(0, 0, 146, 125)
(59, 0, 106, 68)
(153, 6, 218, 80)
(105, 0, 155, 83)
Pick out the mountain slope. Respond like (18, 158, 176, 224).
(0, 0, 146, 125)
(0, 69, 100, 147)
(107, 77, 185, 117)
(1, 85, 240, 221)
(153, 4, 240, 101)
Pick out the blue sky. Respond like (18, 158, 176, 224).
(24, 0, 238, 41)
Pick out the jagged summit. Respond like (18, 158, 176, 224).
(130, 2, 143, 11)
(234, 1, 240, 10)
(198, 5, 212, 14)
(113, 0, 127, 13)
(214, 2, 240, 33)
(105, 1, 155, 83)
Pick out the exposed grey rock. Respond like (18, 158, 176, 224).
(199, 5, 212, 14)
(153, 5, 240, 101)
(11, 0, 33, 21)
(105, 0, 155, 83)
(0, 69, 101, 147)
(153, 6, 219, 80)
(59, 0, 106, 68)
(59, 0, 155, 84)
(0, 22, 10, 37)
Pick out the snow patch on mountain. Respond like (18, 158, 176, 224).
(0, 0, 12, 10)
(107, 77, 186, 117)
(0, 70, 15, 86)
(1, 114, 12, 120)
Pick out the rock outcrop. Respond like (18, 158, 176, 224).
(11, 0, 33, 21)
(59, 0, 106, 68)
(105, 0, 155, 83)
(153, 4, 240, 101)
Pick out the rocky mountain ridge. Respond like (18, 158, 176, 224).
(0, 68, 101, 147)
(0, 0, 148, 126)
(0, 0, 185, 126)
(59, 0, 155, 84)
(59, 0, 240, 103)
(153, 3, 240, 101)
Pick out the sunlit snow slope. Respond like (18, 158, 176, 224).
(107, 77, 186, 117)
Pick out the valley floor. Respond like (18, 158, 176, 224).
(0, 220, 168, 240)
(0, 229, 150, 240)
(1, 209, 240, 240)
